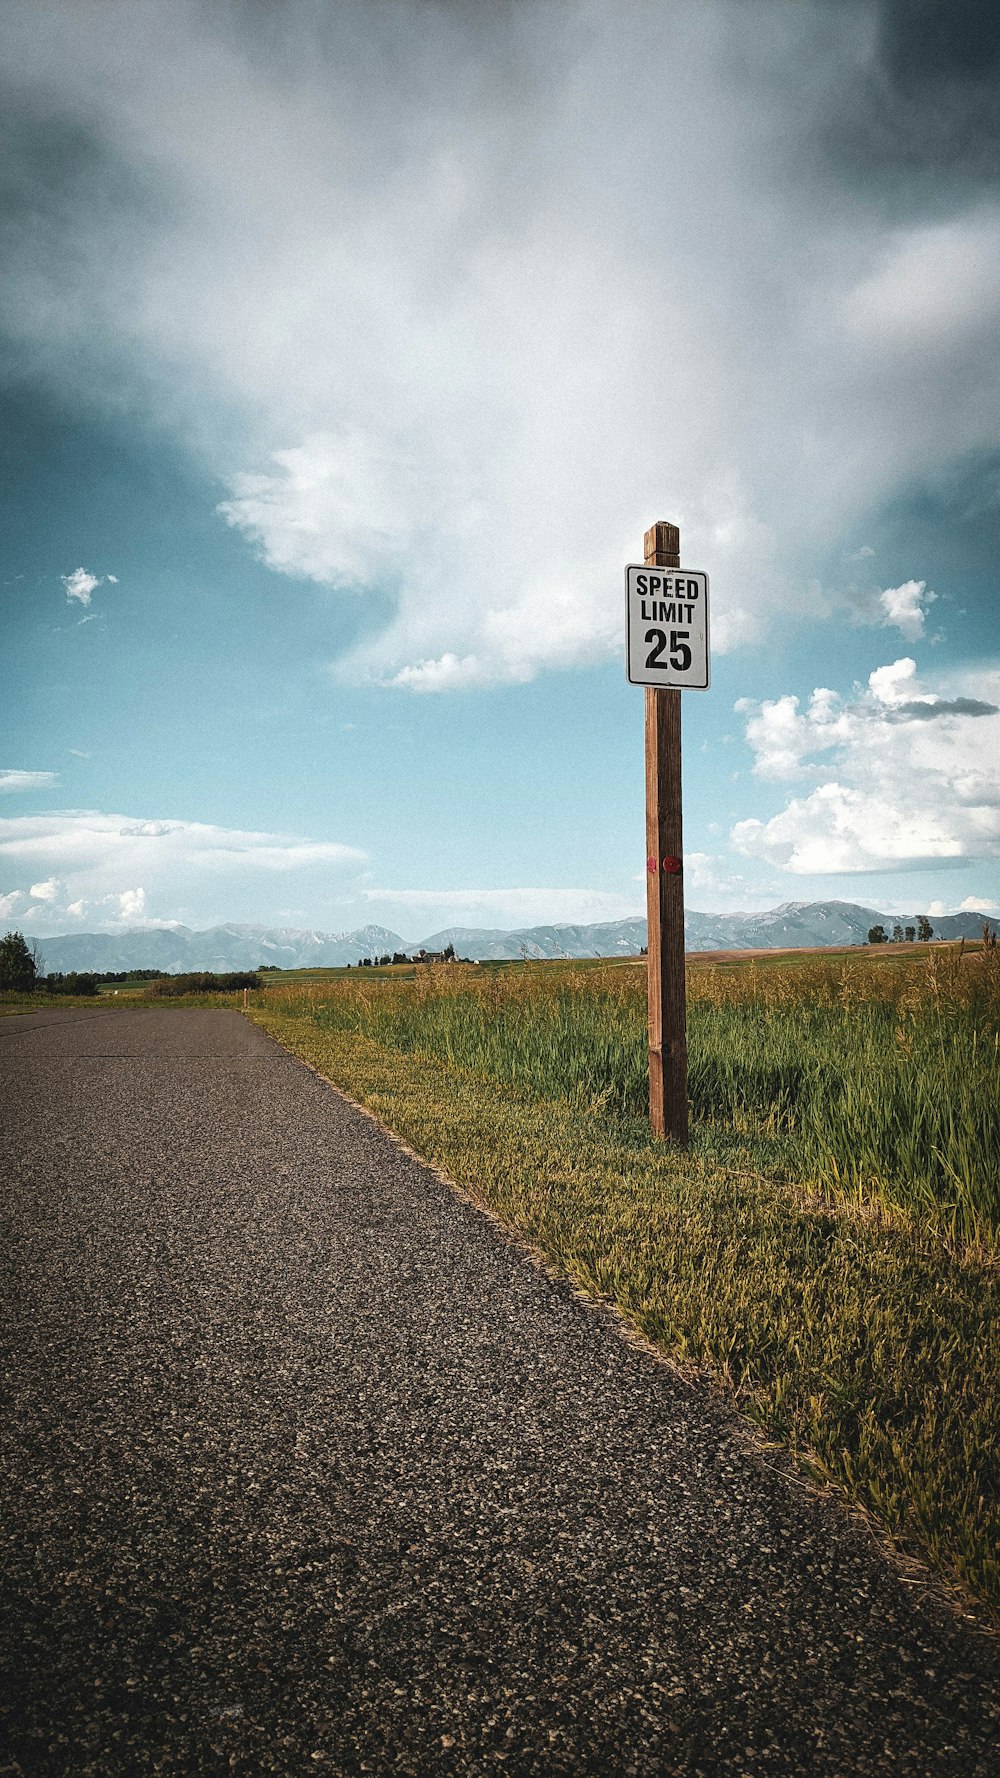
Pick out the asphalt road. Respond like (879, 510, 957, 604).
(1, 1006, 997, 1777)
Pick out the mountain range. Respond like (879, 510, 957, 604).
(26, 901, 999, 974)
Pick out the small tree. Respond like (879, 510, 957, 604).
(45, 971, 98, 997)
(917, 916, 933, 943)
(904, 925, 916, 943)
(0, 930, 38, 993)
(443, 942, 456, 961)
(892, 923, 904, 943)
(867, 925, 888, 944)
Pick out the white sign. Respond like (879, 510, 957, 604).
(625, 565, 710, 689)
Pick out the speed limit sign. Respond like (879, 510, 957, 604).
(625, 565, 710, 689)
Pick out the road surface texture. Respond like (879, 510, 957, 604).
(1, 1007, 997, 1777)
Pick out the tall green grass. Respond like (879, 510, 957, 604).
(262, 944, 1000, 1246)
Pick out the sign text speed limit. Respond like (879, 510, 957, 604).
(625, 565, 710, 689)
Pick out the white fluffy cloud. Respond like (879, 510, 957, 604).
(879, 579, 935, 641)
(733, 660, 1000, 873)
(28, 877, 60, 902)
(928, 897, 1000, 917)
(5, 3, 1000, 688)
(0, 769, 58, 793)
(868, 658, 919, 707)
(734, 783, 966, 876)
(0, 810, 368, 932)
(117, 887, 146, 919)
(734, 688, 849, 781)
(61, 567, 100, 606)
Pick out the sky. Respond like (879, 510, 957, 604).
(2, 0, 998, 943)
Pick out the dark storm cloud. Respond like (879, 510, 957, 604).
(0, 91, 166, 396)
(0, 86, 163, 255)
(894, 697, 1000, 721)
(0, 103, 112, 296)
(826, 0, 1000, 194)
(2, 0, 998, 687)
(878, 0, 1000, 87)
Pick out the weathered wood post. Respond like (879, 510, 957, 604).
(644, 520, 688, 1144)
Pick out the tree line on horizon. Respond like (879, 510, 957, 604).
(0, 931, 260, 997)
(867, 917, 934, 945)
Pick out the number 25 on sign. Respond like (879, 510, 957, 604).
(625, 565, 710, 689)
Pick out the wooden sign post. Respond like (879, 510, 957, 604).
(643, 520, 688, 1143)
(625, 519, 709, 1142)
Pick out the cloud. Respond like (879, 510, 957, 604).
(681, 852, 748, 900)
(388, 654, 495, 695)
(733, 783, 967, 875)
(843, 212, 1000, 354)
(734, 688, 848, 780)
(0, 769, 58, 793)
(733, 658, 1000, 873)
(825, 570, 941, 642)
(928, 895, 1000, 917)
(61, 567, 101, 606)
(869, 658, 919, 706)
(28, 877, 60, 902)
(0, 809, 369, 932)
(731, 659, 999, 786)
(894, 696, 998, 721)
(879, 579, 935, 641)
(4, 3, 1000, 688)
(828, 0, 1000, 185)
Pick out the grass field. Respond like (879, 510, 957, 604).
(258, 942, 1000, 1248)
(250, 941, 1000, 1621)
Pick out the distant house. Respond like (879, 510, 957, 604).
(407, 943, 465, 964)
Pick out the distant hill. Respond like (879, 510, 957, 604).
(681, 900, 999, 953)
(424, 900, 998, 958)
(24, 900, 998, 974)
(32, 922, 410, 976)
(420, 920, 649, 960)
